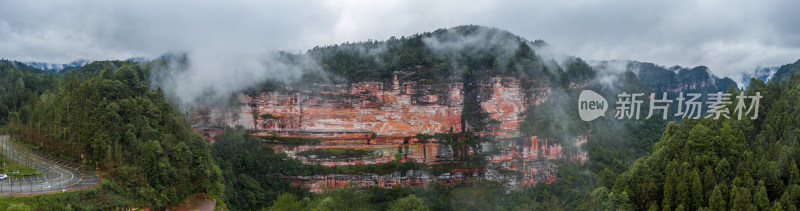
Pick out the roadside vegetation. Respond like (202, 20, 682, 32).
(0, 153, 41, 176)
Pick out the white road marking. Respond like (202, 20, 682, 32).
(0, 136, 96, 194)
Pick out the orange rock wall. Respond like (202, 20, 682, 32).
(193, 75, 553, 140)
(247, 79, 463, 137)
(479, 77, 525, 138)
(240, 76, 542, 138)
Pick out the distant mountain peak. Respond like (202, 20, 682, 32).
(23, 59, 92, 73)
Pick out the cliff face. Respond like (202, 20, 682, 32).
(247, 78, 463, 137)
(479, 77, 535, 138)
(196, 74, 547, 139)
(192, 73, 579, 192)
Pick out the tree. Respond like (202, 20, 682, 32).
(591, 187, 613, 210)
(715, 158, 731, 183)
(663, 161, 678, 209)
(753, 181, 770, 210)
(647, 202, 659, 211)
(388, 194, 429, 211)
(611, 191, 632, 210)
(673, 162, 691, 208)
(269, 193, 303, 211)
(702, 167, 716, 201)
(599, 168, 615, 188)
(729, 187, 751, 211)
(690, 168, 703, 210)
(771, 201, 783, 211)
(790, 162, 800, 185)
(709, 186, 726, 211)
(7, 203, 32, 211)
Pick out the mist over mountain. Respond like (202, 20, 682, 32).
(9, 25, 757, 103)
(0, 25, 780, 114)
(1, 57, 152, 74)
(768, 59, 800, 83)
(22, 59, 91, 72)
(743, 66, 780, 84)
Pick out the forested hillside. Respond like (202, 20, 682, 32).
(771, 59, 800, 84)
(0, 61, 59, 128)
(609, 75, 800, 210)
(1, 61, 224, 209)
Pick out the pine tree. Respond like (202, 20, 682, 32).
(730, 187, 751, 211)
(388, 194, 429, 211)
(753, 181, 770, 211)
(268, 193, 302, 211)
(715, 158, 731, 182)
(675, 163, 690, 207)
(690, 168, 704, 209)
(790, 162, 800, 185)
(663, 161, 679, 209)
(648, 202, 659, 211)
(771, 201, 783, 211)
(599, 168, 615, 188)
(703, 167, 716, 201)
(709, 186, 726, 211)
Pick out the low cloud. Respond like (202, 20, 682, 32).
(150, 51, 325, 107)
(1, 0, 799, 84)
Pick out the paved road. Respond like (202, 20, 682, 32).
(0, 135, 99, 194)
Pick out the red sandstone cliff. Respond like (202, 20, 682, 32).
(194, 74, 549, 139)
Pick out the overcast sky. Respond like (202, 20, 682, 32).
(1, 0, 799, 78)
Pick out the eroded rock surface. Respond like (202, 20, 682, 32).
(191, 75, 591, 192)
(194, 75, 549, 138)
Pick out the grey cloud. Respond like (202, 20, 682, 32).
(1, 0, 799, 83)
(150, 51, 326, 107)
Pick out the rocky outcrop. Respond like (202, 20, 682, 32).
(195, 74, 549, 139)
(479, 77, 525, 138)
(246, 76, 463, 137)
(191, 74, 580, 192)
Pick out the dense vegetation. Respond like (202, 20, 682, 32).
(609, 75, 800, 210)
(212, 128, 315, 210)
(1, 61, 224, 209)
(0, 180, 142, 209)
(771, 59, 800, 83)
(0, 61, 59, 128)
